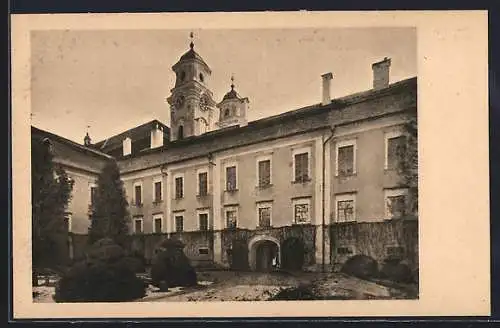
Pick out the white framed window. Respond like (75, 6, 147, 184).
(173, 173, 184, 199)
(197, 209, 210, 231)
(224, 161, 238, 191)
(224, 206, 239, 229)
(256, 154, 272, 188)
(152, 176, 163, 203)
(385, 130, 406, 170)
(292, 198, 311, 224)
(196, 168, 209, 196)
(292, 147, 311, 183)
(384, 188, 409, 219)
(133, 181, 143, 206)
(173, 213, 184, 232)
(335, 139, 357, 176)
(133, 216, 144, 234)
(256, 201, 273, 227)
(335, 193, 356, 222)
(153, 213, 163, 233)
(64, 212, 72, 233)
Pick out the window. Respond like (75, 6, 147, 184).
(133, 183, 142, 206)
(225, 164, 237, 191)
(174, 175, 184, 199)
(335, 194, 356, 222)
(257, 202, 272, 227)
(175, 215, 184, 232)
(198, 212, 209, 231)
(153, 214, 163, 233)
(63, 212, 72, 233)
(90, 185, 97, 206)
(199, 247, 209, 255)
(224, 108, 230, 118)
(180, 71, 186, 81)
(199, 73, 204, 82)
(134, 217, 143, 234)
(257, 156, 272, 187)
(292, 198, 311, 224)
(336, 139, 357, 176)
(337, 247, 353, 255)
(385, 131, 406, 170)
(153, 179, 162, 203)
(385, 189, 408, 219)
(197, 170, 208, 196)
(225, 207, 238, 229)
(293, 148, 311, 182)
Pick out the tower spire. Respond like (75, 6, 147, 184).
(189, 31, 194, 50)
(84, 125, 92, 146)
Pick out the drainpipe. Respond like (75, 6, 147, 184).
(322, 126, 335, 273)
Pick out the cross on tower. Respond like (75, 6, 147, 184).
(230, 74, 235, 90)
(189, 32, 194, 49)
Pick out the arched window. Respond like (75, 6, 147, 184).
(199, 73, 204, 83)
(178, 125, 184, 140)
(224, 108, 230, 118)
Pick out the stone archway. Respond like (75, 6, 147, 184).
(248, 235, 281, 272)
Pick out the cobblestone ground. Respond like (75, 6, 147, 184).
(33, 270, 418, 302)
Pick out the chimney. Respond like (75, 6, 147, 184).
(123, 137, 132, 156)
(150, 123, 164, 149)
(321, 72, 333, 106)
(372, 57, 391, 90)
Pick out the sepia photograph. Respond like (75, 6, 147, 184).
(11, 11, 489, 318)
(28, 26, 419, 303)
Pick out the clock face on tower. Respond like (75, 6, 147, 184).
(175, 95, 185, 108)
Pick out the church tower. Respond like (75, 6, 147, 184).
(167, 33, 217, 141)
(216, 76, 249, 129)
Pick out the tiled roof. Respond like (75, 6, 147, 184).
(93, 119, 170, 152)
(31, 126, 113, 160)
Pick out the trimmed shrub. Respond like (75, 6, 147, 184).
(380, 259, 413, 283)
(150, 238, 197, 290)
(54, 239, 146, 302)
(341, 254, 378, 280)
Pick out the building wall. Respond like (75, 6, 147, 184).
(122, 170, 168, 234)
(329, 113, 408, 223)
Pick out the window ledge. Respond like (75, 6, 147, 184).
(225, 189, 239, 193)
(255, 184, 273, 190)
(173, 197, 184, 200)
(291, 222, 312, 226)
(256, 225, 272, 230)
(291, 178, 312, 184)
(133, 203, 144, 208)
(152, 200, 164, 205)
(196, 194, 211, 199)
(335, 173, 357, 178)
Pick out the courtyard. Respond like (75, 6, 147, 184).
(33, 269, 418, 303)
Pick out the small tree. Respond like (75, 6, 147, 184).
(398, 112, 418, 217)
(88, 160, 130, 247)
(32, 137, 74, 277)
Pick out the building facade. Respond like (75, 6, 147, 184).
(32, 41, 418, 272)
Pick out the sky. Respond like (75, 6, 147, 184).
(30, 28, 417, 144)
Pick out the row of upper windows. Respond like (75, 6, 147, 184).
(88, 132, 406, 205)
(131, 187, 409, 234)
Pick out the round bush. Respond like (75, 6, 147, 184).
(54, 239, 146, 302)
(150, 238, 197, 289)
(380, 259, 413, 283)
(341, 254, 378, 280)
